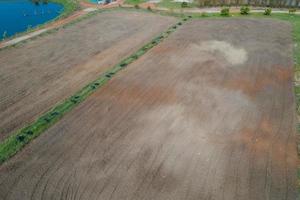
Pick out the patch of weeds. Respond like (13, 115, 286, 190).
(25, 130, 33, 136)
(264, 8, 272, 15)
(16, 135, 26, 142)
(289, 8, 297, 14)
(181, 2, 188, 8)
(220, 7, 230, 16)
(240, 6, 250, 15)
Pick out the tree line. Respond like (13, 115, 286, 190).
(195, 0, 300, 7)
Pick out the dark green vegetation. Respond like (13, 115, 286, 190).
(158, 0, 196, 9)
(0, 14, 191, 164)
(125, 0, 145, 5)
(290, 7, 297, 13)
(181, 1, 188, 8)
(240, 5, 250, 14)
(264, 7, 272, 15)
(189, 0, 299, 7)
(156, 0, 299, 10)
(220, 7, 230, 16)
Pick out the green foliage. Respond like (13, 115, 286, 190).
(240, 6, 250, 15)
(181, 1, 188, 8)
(289, 8, 297, 14)
(220, 7, 230, 16)
(264, 8, 272, 15)
(50, 0, 79, 18)
(124, 0, 145, 5)
(134, 4, 140, 8)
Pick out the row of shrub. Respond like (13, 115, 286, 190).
(220, 6, 297, 16)
(194, 0, 300, 8)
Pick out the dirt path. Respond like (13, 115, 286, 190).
(0, 10, 176, 141)
(0, 18, 297, 200)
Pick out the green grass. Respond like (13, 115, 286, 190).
(0, 15, 191, 164)
(50, 0, 79, 18)
(158, 0, 196, 9)
(124, 0, 146, 5)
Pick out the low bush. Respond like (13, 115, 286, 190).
(220, 7, 230, 16)
(147, 6, 152, 11)
(240, 6, 250, 15)
(264, 8, 272, 15)
(134, 4, 140, 9)
(289, 8, 297, 14)
(181, 2, 188, 8)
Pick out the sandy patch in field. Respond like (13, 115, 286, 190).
(195, 40, 248, 65)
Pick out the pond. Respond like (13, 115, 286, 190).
(0, 0, 63, 40)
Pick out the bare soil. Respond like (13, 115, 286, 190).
(0, 10, 176, 141)
(0, 18, 297, 200)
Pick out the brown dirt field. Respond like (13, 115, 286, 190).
(0, 10, 176, 141)
(0, 18, 297, 200)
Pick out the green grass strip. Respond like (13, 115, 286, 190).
(0, 16, 191, 164)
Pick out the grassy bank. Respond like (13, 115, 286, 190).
(50, 0, 79, 18)
(1, 0, 79, 42)
(125, 0, 146, 5)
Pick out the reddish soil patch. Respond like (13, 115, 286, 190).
(0, 10, 176, 141)
(0, 19, 297, 200)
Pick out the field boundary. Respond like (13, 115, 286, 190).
(0, 7, 184, 51)
(0, 8, 99, 51)
(0, 16, 191, 164)
(1, 8, 300, 197)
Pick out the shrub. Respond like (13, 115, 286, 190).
(240, 6, 250, 15)
(220, 7, 230, 16)
(181, 2, 188, 8)
(147, 5, 152, 11)
(289, 8, 297, 14)
(264, 8, 272, 15)
(134, 4, 140, 9)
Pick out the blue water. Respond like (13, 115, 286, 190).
(0, 0, 63, 39)
(89, 0, 104, 4)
